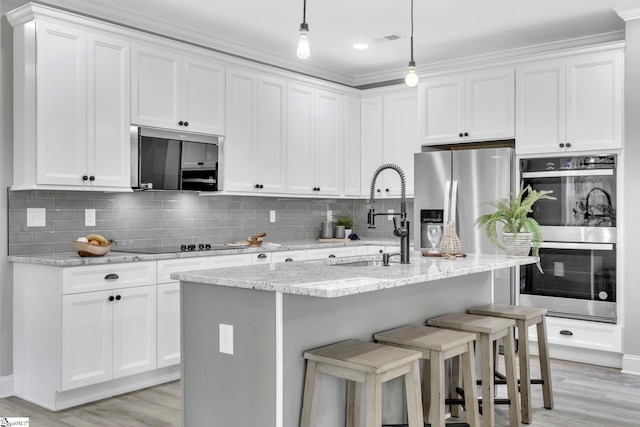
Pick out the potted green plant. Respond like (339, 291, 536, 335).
(475, 184, 555, 272)
(334, 215, 354, 239)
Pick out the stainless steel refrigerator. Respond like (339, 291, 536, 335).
(414, 146, 515, 301)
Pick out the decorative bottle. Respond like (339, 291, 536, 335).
(441, 221, 462, 254)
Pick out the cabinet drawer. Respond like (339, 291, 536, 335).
(157, 257, 210, 284)
(62, 261, 156, 294)
(529, 317, 622, 353)
(209, 254, 250, 269)
(306, 247, 357, 260)
(272, 250, 307, 263)
(250, 251, 271, 265)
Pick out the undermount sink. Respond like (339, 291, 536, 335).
(332, 260, 397, 267)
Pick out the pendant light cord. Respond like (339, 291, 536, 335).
(302, 0, 307, 24)
(410, 0, 414, 63)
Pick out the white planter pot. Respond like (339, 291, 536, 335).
(502, 232, 532, 257)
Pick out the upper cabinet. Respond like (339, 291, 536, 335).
(343, 96, 362, 197)
(516, 50, 623, 155)
(131, 45, 225, 135)
(419, 68, 515, 145)
(223, 68, 287, 194)
(11, 18, 131, 191)
(361, 90, 420, 198)
(286, 84, 344, 196)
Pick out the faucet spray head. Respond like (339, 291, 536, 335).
(367, 208, 376, 228)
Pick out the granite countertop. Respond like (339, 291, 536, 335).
(7, 239, 400, 267)
(171, 253, 536, 298)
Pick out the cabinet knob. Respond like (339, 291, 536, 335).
(376, 189, 381, 193)
(559, 143, 565, 148)
(257, 253, 267, 259)
(459, 133, 464, 138)
(115, 295, 121, 301)
(82, 175, 89, 181)
(566, 142, 571, 148)
(104, 273, 119, 280)
(197, 162, 204, 166)
(255, 184, 265, 189)
(285, 258, 293, 262)
(184, 121, 189, 127)
(108, 296, 115, 302)
(464, 132, 469, 137)
(385, 188, 389, 192)
(89, 176, 95, 181)
(178, 120, 184, 126)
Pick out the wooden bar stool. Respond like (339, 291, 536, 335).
(469, 304, 554, 424)
(428, 313, 521, 427)
(300, 339, 423, 427)
(374, 325, 480, 427)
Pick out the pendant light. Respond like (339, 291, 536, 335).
(297, 0, 310, 59)
(405, 0, 419, 87)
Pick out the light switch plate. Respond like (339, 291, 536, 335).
(327, 210, 333, 222)
(219, 323, 234, 355)
(85, 209, 96, 227)
(26, 208, 46, 227)
(270, 210, 276, 223)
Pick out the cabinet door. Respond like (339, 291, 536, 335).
(257, 75, 287, 193)
(286, 83, 315, 194)
(35, 21, 87, 186)
(86, 33, 131, 188)
(465, 68, 515, 141)
(157, 282, 181, 368)
(131, 45, 181, 129)
(313, 89, 344, 196)
(566, 51, 623, 152)
(112, 285, 157, 378)
(383, 91, 419, 197)
(360, 96, 384, 195)
(223, 68, 258, 192)
(516, 60, 566, 155)
(344, 96, 361, 196)
(182, 55, 225, 135)
(419, 76, 464, 144)
(61, 290, 113, 390)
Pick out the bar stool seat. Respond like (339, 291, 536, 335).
(469, 303, 554, 423)
(428, 313, 521, 427)
(300, 339, 423, 427)
(375, 325, 480, 427)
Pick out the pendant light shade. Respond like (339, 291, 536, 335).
(405, 0, 419, 87)
(297, 0, 310, 59)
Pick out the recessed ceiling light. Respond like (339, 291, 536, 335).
(353, 43, 369, 50)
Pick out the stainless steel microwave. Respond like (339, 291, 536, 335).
(131, 127, 219, 191)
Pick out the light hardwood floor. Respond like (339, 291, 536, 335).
(0, 356, 639, 426)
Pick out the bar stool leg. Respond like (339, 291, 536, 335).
(422, 360, 431, 422)
(405, 360, 423, 427)
(346, 381, 361, 427)
(537, 318, 554, 410)
(517, 320, 532, 423)
(429, 351, 446, 427)
(300, 360, 319, 427)
(480, 335, 495, 427)
(365, 372, 383, 427)
(504, 331, 522, 426)
(450, 355, 462, 418)
(462, 341, 480, 427)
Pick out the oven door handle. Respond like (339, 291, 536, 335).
(522, 169, 614, 178)
(541, 241, 614, 251)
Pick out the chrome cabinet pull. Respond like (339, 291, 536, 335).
(104, 273, 119, 280)
(257, 253, 267, 259)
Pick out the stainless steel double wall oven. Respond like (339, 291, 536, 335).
(519, 154, 617, 323)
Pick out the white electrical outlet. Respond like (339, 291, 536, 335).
(26, 208, 46, 227)
(85, 209, 96, 227)
(270, 210, 276, 223)
(388, 209, 394, 220)
(327, 210, 333, 222)
(219, 323, 234, 355)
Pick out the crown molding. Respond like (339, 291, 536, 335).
(616, 5, 640, 21)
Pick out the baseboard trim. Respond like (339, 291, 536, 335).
(622, 354, 640, 375)
(530, 343, 622, 368)
(0, 375, 15, 397)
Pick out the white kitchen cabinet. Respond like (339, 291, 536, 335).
(419, 67, 515, 144)
(344, 96, 362, 196)
(272, 250, 307, 263)
(223, 69, 286, 194)
(131, 44, 225, 135)
(306, 246, 358, 260)
(360, 90, 419, 198)
(286, 83, 344, 196)
(11, 19, 131, 191)
(516, 50, 623, 155)
(157, 282, 181, 368)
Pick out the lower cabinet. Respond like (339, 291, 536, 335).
(157, 282, 181, 368)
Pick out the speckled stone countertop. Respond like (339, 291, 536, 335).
(7, 239, 399, 267)
(171, 253, 536, 298)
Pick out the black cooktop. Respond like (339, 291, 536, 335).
(112, 244, 229, 254)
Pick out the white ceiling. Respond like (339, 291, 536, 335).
(30, 0, 637, 86)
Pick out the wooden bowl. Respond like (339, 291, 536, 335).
(72, 241, 112, 257)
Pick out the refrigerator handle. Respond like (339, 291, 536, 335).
(451, 180, 458, 224)
(443, 180, 452, 223)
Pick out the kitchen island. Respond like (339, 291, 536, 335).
(171, 253, 536, 427)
